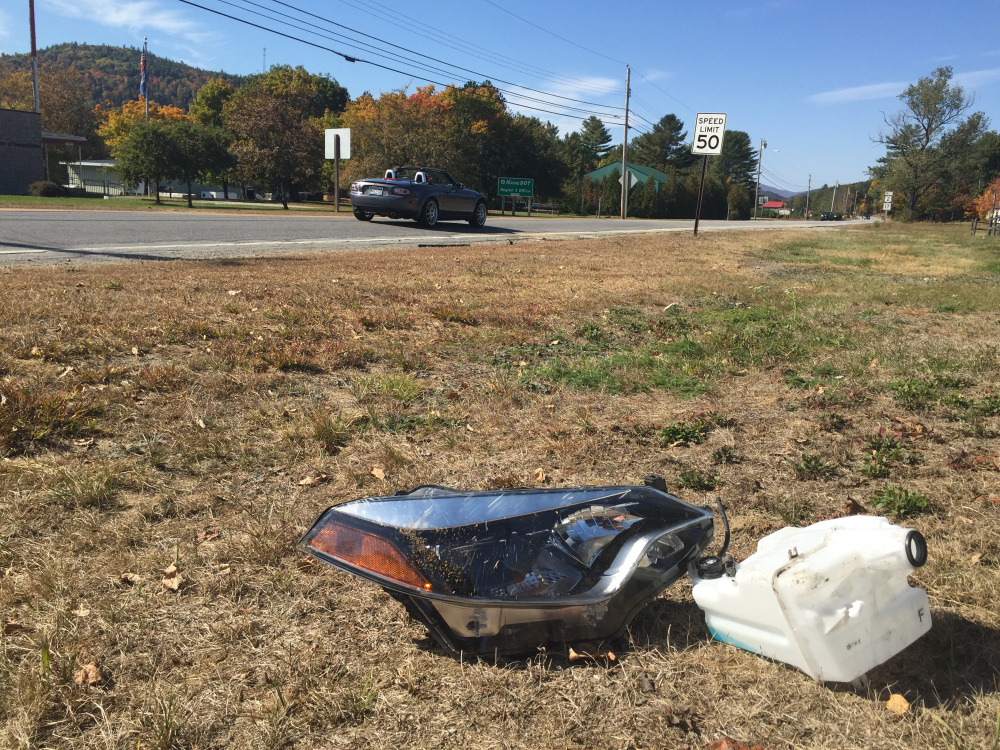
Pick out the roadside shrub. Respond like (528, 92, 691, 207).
(27, 180, 67, 197)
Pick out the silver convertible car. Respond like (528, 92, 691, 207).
(349, 167, 488, 227)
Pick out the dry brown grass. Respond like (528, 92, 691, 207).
(1, 223, 999, 749)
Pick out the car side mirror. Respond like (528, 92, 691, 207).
(457, 183, 464, 189)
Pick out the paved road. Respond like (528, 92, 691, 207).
(0, 210, 863, 266)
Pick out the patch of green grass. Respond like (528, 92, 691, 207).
(711, 446, 741, 465)
(818, 413, 851, 431)
(658, 412, 733, 446)
(771, 498, 813, 526)
(870, 486, 929, 518)
(313, 410, 355, 454)
(0, 384, 95, 456)
(675, 469, 721, 491)
(50, 465, 120, 509)
(791, 453, 837, 480)
(352, 373, 422, 404)
(861, 431, 923, 478)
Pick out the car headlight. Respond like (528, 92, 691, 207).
(299, 480, 715, 656)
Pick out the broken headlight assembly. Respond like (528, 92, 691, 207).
(299, 476, 715, 656)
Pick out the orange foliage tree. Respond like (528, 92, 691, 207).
(95, 97, 188, 153)
(972, 176, 1000, 219)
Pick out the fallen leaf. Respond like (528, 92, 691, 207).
(296, 557, 317, 571)
(886, 693, 910, 716)
(533, 468, 546, 482)
(131, 346, 139, 356)
(57, 366, 75, 379)
(197, 418, 206, 429)
(843, 497, 866, 516)
(30, 346, 42, 357)
(215, 564, 231, 576)
(120, 572, 144, 585)
(549, 339, 560, 346)
(72, 604, 91, 617)
(161, 563, 182, 592)
(707, 739, 765, 750)
(869, 358, 879, 368)
(956, 516, 973, 524)
(466, 424, 475, 432)
(568, 643, 616, 663)
(195, 528, 220, 543)
(227, 289, 242, 295)
(971, 553, 983, 564)
(370, 466, 385, 480)
(73, 663, 102, 686)
(298, 474, 329, 486)
(518, 360, 528, 366)
(3, 620, 28, 635)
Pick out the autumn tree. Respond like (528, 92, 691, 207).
(112, 120, 175, 203)
(96, 97, 188, 153)
(224, 85, 322, 209)
(872, 67, 987, 219)
(190, 79, 237, 198)
(168, 120, 235, 207)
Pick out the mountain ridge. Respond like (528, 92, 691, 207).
(0, 42, 243, 112)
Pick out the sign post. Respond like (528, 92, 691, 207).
(325, 128, 351, 212)
(883, 190, 893, 220)
(690, 113, 727, 236)
(498, 177, 534, 217)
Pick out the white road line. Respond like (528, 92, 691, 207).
(0, 249, 46, 254)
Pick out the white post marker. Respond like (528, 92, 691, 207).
(883, 191, 893, 214)
(691, 113, 727, 235)
(325, 128, 351, 213)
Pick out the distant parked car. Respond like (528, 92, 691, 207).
(820, 211, 833, 221)
(349, 166, 487, 227)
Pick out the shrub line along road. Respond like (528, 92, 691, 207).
(0, 210, 862, 266)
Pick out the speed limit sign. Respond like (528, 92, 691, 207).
(691, 113, 727, 155)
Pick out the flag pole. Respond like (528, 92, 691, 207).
(143, 38, 149, 122)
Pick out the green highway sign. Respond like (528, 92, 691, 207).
(498, 177, 534, 196)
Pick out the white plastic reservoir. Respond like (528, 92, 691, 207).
(690, 516, 931, 683)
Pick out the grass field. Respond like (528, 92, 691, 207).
(1, 223, 998, 749)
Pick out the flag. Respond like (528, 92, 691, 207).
(139, 51, 148, 97)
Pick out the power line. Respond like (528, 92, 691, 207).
(250, 0, 630, 112)
(176, 0, 630, 124)
(479, 0, 626, 66)
(327, 0, 623, 97)
(232, 0, 628, 119)
(633, 71, 695, 115)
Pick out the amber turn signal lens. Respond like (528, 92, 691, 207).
(309, 521, 432, 591)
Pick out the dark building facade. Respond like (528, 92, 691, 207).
(0, 109, 44, 195)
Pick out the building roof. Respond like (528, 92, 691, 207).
(585, 161, 672, 187)
(42, 132, 88, 146)
(59, 160, 116, 167)
(761, 200, 784, 209)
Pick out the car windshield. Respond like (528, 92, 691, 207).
(393, 168, 455, 187)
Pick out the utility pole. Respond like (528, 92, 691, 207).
(830, 181, 838, 212)
(804, 174, 811, 221)
(753, 138, 766, 219)
(620, 64, 630, 220)
(28, 0, 39, 113)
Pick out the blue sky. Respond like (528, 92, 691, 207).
(3, 0, 999, 193)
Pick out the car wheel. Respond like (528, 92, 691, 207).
(353, 208, 373, 222)
(419, 198, 439, 227)
(468, 200, 487, 227)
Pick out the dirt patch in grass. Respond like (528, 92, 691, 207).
(1, 223, 999, 749)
